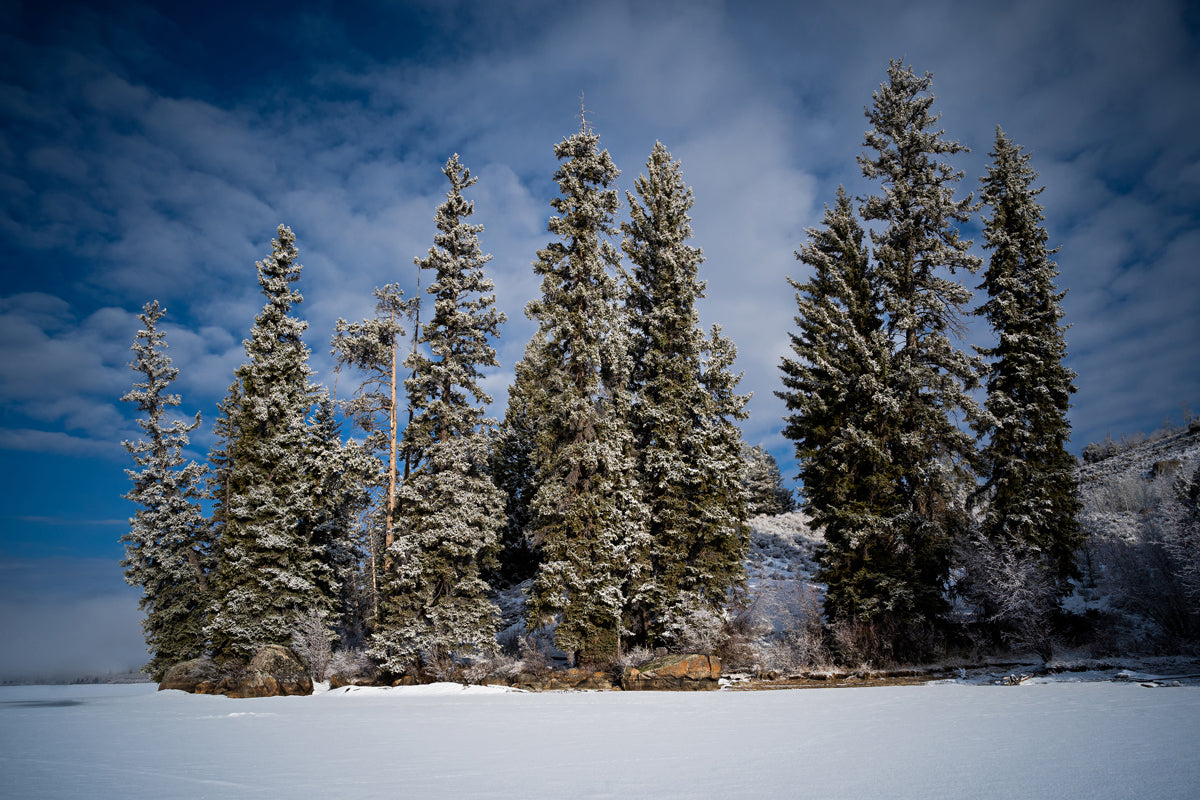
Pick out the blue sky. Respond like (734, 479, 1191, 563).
(1, 0, 1197, 678)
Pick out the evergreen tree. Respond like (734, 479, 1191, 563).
(974, 128, 1081, 593)
(304, 396, 376, 647)
(741, 444, 795, 516)
(628, 143, 720, 642)
(778, 188, 909, 634)
(489, 332, 549, 587)
(622, 142, 748, 643)
(121, 301, 210, 679)
(370, 155, 506, 674)
(856, 60, 982, 644)
(690, 325, 752, 606)
(522, 121, 650, 665)
(206, 225, 326, 662)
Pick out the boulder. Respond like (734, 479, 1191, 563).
(330, 662, 381, 689)
(225, 645, 314, 698)
(622, 654, 721, 691)
(158, 657, 222, 694)
(545, 668, 614, 691)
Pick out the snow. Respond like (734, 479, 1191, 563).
(3, 681, 1199, 799)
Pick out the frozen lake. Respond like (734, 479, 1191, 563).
(2, 681, 1199, 798)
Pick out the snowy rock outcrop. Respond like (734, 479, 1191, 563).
(158, 646, 313, 697)
(227, 645, 313, 698)
(158, 657, 222, 694)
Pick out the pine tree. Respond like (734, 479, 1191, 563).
(369, 155, 506, 675)
(622, 142, 749, 643)
(206, 224, 327, 662)
(778, 187, 908, 634)
(974, 128, 1081, 593)
(855, 60, 982, 644)
(121, 301, 210, 679)
(522, 121, 650, 665)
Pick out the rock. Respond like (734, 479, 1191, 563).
(545, 668, 614, 691)
(158, 657, 222, 694)
(329, 663, 380, 689)
(225, 645, 314, 698)
(622, 654, 722, 691)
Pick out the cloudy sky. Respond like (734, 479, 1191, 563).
(1, 0, 1197, 678)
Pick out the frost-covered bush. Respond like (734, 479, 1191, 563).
(661, 595, 727, 654)
(956, 532, 1058, 661)
(747, 581, 828, 671)
(327, 647, 374, 680)
(1083, 462, 1200, 645)
(290, 610, 337, 681)
(1083, 474, 1173, 516)
(617, 646, 655, 669)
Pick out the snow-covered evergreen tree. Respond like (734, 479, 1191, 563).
(489, 332, 549, 587)
(369, 155, 506, 675)
(691, 326, 751, 605)
(741, 444, 796, 516)
(522, 121, 650, 665)
(121, 301, 210, 679)
(778, 187, 908, 633)
(622, 142, 747, 644)
(856, 60, 982, 645)
(304, 396, 376, 647)
(206, 225, 328, 662)
(973, 128, 1081, 593)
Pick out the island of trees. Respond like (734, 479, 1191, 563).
(123, 61, 1199, 692)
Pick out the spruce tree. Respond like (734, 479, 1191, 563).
(691, 326, 752, 606)
(622, 142, 748, 643)
(304, 396, 376, 647)
(778, 187, 908, 633)
(489, 332, 549, 587)
(741, 445, 796, 516)
(974, 128, 1081, 593)
(121, 301, 210, 679)
(206, 224, 326, 662)
(369, 155, 506, 675)
(522, 121, 650, 665)
(856, 60, 982, 645)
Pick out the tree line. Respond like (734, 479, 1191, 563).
(122, 129, 790, 680)
(124, 58, 1092, 679)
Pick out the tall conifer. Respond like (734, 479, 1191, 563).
(855, 61, 982, 645)
(779, 188, 907, 632)
(369, 156, 506, 674)
(121, 301, 210, 679)
(622, 142, 747, 643)
(490, 332, 550, 587)
(974, 128, 1081, 591)
(207, 225, 326, 661)
(522, 121, 649, 665)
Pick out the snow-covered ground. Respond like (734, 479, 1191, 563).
(3, 681, 1199, 799)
